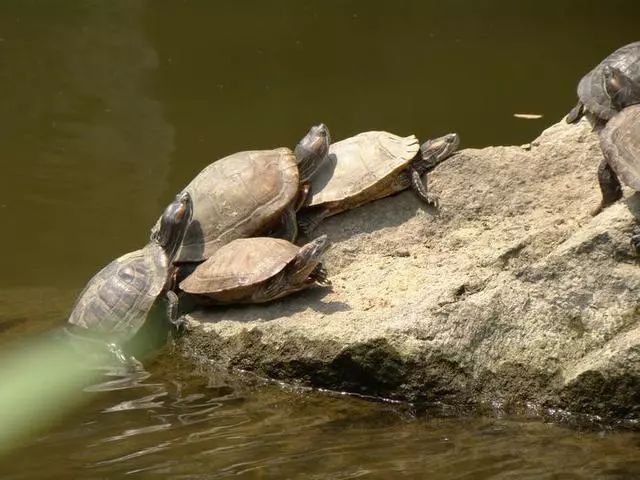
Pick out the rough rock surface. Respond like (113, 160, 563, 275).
(180, 119, 640, 419)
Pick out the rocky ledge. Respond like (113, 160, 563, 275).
(180, 119, 640, 420)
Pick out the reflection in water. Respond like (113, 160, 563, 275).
(0, 0, 174, 289)
(2, 352, 640, 479)
(2, 0, 640, 478)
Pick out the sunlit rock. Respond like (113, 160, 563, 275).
(181, 119, 640, 420)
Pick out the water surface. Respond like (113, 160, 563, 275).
(2, 1, 640, 477)
(4, 354, 640, 480)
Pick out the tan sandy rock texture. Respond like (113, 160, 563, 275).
(179, 119, 640, 419)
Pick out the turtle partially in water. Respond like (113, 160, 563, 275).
(299, 131, 460, 232)
(179, 235, 329, 305)
(67, 192, 193, 343)
(566, 41, 640, 127)
(162, 124, 330, 264)
(596, 103, 640, 249)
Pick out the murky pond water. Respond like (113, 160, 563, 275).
(2, 1, 640, 477)
(4, 352, 640, 480)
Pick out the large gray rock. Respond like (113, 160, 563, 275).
(180, 119, 640, 419)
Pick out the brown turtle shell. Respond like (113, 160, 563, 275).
(180, 237, 299, 297)
(67, 243, 168, 340)
(599, 104, 640, 191)
(307, 131, 419, 212)
(168, 148, 299, 262)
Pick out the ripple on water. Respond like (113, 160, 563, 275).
(2, 351, 640, 479)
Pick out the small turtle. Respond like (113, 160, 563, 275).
(299, 131, 460, 232)
(162, 124, 330, 264)
(179, 235, 329, 305)
(596, 104, 640, 248)
(566, 41, 640, 126)
(67, 192, 193, 343)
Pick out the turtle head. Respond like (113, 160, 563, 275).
(287, 234, 331, 287)
(419, 133, 460, 170)
(260, 235, 330, 302)
(603, 65, 640, 111)
(295, 123, 331, 182)
(298, 234, 329, 262)
(152, 191, 193, 262)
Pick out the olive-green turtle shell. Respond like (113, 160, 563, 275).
(171, 148, 299, 262)
(599, 104, 640, 191)
(578, 41, 640, 121)
(307, 131, 419, 210)
(67, 243, 168, 341)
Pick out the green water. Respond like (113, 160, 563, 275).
(2, 1, 640, 477)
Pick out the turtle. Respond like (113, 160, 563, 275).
(595, 103, 640, 249)
(179, 235, 330, 305)
(160, 124, 330, 264)
(566, 41, 640, 127)
(298, 131, 460, 232)
(66, 192, 193, 343)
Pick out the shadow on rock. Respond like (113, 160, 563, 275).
(189, 286, 350, 325)
(303, 191, 439, 245)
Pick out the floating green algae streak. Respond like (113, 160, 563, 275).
(0, 335, 99, 455)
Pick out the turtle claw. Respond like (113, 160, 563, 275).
(425, 193, 440, 209)
(170, 315, 189, 336)
(410, 167, 439, 208)
(310, 264, 331, 286)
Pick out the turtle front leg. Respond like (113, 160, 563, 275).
(410, 166, 438, 208)
(309, 263, 331, 286)
(165, 290, 186, 333)
(566, 101, 585, 124)
(592, 158, 623, 215)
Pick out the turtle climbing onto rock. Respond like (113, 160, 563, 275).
(179, 235, 330, 305)
(595, 103, 640, 249)
(299, 131, 460, 233)
(566, 41, 640, 127)
(67, 192, 193, 343)
(159, 124, 330, 264)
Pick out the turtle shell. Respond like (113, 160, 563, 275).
(578, 41, 640, 121)
(170, 148, 299, 262)
(599, 104, 640, 191)
(307, 131, 419, 209)
(179, 237, 298, 299)
(67, 243, 168, 341)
